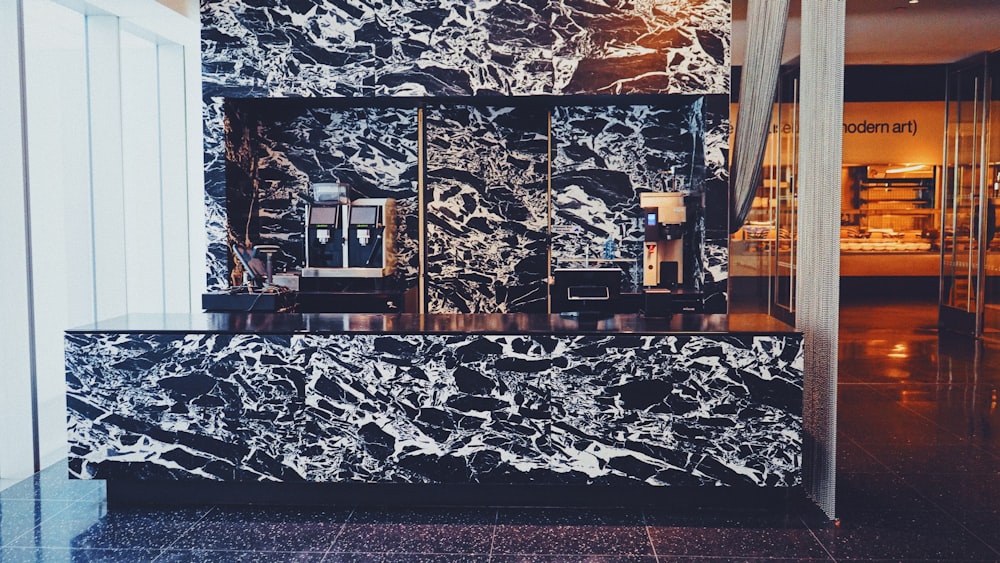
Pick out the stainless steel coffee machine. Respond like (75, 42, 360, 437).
(301, 183, 396, 279)
(640, 191, 687, 289)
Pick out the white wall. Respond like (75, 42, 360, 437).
(22, 0, 95, 470)
(0, 0, 39, 482)
(0, 0, 202, 481)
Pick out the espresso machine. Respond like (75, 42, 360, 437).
(344, 198, 396, 276)
(301, 183, 396, 279)
(640, 191, 687, 289)
(302, 182, 349, 273)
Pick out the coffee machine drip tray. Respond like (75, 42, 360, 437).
(301, 266, 389, 278)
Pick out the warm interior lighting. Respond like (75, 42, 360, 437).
(887, 343, 909, 359)
(909, 0, 919, 4)
(885, 163, 929, 174)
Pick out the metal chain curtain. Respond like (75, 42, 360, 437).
(796, 0, 845, 521)
(729, 0, 790, 231)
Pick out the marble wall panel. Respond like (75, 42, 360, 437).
(216, 96, 728, 308)
(548, 334, 802, 486)
(66, 332, 306, 481)
(225, 102, 420, 286)
(702, 94, 731, 303)
(201, 0, 731, 299)
(67, 330, 801, 486)
(551, 100, 710, 293)
(201, 0, 554, 98)
(222, 101, 261, 287)
(552, 0, 731, 95)
(204, 97, 231, 291)
(201, 0, 729, 98)
(295, 334, 557, 483)
(201, 0, 377, 97)
(424, 105, 550, 313)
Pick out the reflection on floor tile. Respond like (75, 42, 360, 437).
(169, 520, 344, 553)
(0, 461, 104, 503)
(324, 555, 489, 563)
(491, 507, 654, 557)
(0, 546, 162, 562)
(0, 299, 997, 561)
(492, 525, 653, 558)
(331, 523, 494, 555)
(0, 499, 81, 547)
(645, 517, 831, 560)
(815, 509, 1000, 561)
(156, 549, 328, 562)
(489, 557, 657, 563)
(952, 510, 1000, 553)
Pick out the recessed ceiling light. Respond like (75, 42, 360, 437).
(908, 0, 919, 4)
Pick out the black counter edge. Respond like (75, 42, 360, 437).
(104, 479, 809, 512)
(65, 329, 802, 336)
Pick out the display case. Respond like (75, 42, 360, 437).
(734, 163, 943, 280)
(841, 164, 938, 253)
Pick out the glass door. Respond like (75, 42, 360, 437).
(940, 53, 995, 337)
(772, 73, 800, 324)
(728, 66, 798, 321)
(981, 52, 1000, 340)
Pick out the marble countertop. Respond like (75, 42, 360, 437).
(66, 312, 797, 336)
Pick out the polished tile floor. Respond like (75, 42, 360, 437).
(1, 298, 997, 562)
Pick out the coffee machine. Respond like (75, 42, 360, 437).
(640, 191, 687, 289)
(344, 198, 396, 276)
(301, 183, 396, 279)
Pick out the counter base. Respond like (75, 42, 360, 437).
(106, 480, 805, 511)
(67, 313, 804, 507)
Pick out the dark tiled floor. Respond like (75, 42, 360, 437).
(1, 298, 998, 562)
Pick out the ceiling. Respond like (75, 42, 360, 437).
(731, 0, 1000, 66)
(156, 0, 197, 19)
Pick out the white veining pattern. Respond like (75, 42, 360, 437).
(67, 328, 802, 487)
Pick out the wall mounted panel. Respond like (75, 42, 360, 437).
(424, 105, 549, 313)
(552, 0, 731, 95)
(200, 0, 732, 306)
(201, 0, 555, 98)
(204, 96, 231, 290)
(701, 94, 732, 296)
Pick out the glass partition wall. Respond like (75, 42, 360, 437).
(730, 67, 800, 324)
(989, 54, 1000, 340)
(774, 74, 800, 323)
(940, 52, 1000, 339)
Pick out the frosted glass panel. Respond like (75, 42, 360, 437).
(158, 43, 194, 312)
(121, 30, 166, 313)
(0, 0, 36, 481)
(22, 0, 93, 467)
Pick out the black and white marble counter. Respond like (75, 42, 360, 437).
(66, 312, 802, 502)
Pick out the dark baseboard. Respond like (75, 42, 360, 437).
(106, 480, 807, 513)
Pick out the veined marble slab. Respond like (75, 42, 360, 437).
(201, 0, 729, 98)
(551, 99, 714, 294)
(424, 105, 550, 313)
(66, 317, 801, 488)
